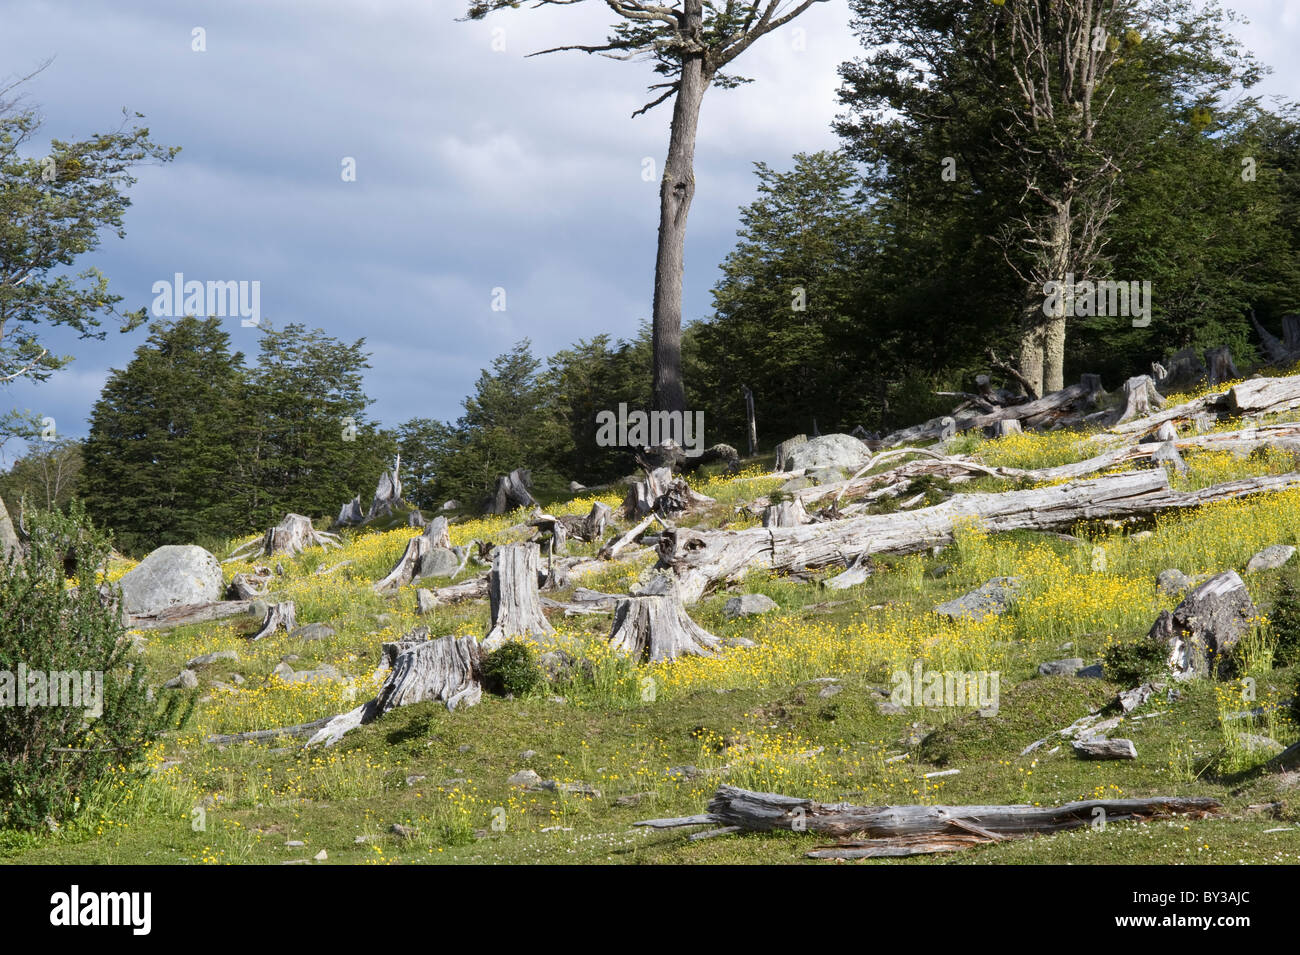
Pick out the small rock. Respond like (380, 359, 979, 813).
(519, 750, 538, 760)
(458, 744, 473, 754)
(1156, 568, 1191, 596)
(1076, 664, 1106, 679)
(934, 577, 1022, 620)
(285, 664, 342, 685)
(818, 684, 843, 699)
(1246, 544, 1297, 573)
(439, 778, 467, 788)
(390, 823, 417, 839)
(163, 669, 199, 690)
(876, 700, 906, 715)
(230, 673, 245, 685)
(1117, 682, 1161, 713)
(722, 636, 757, 649)
(289, 622, 336, 642)
(286, 840, 305, 847)
(314, 849, 328, 861)
(416, 588, 437, 614)
(405, 775, 427, 787)
(508, 769, 543, 787)
(1238, 733, 1284, 754)
(927, 564, 950, 579)
(615, 792, 656, 807)
(186, 650, 239, 668)
(723, 593, 778, 618)
(1038, 658, 1085, 677)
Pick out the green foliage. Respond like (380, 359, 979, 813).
(1103, 638, 1169, 687)
(480, 642, 542, 698)
(0, 77, 178, 424)
(0, 503, 189, 830)
(0, 438, 83, 515)
(1270, 568, 1300, 668)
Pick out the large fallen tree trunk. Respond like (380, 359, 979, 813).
(483, 542, 554, 651)
(635, 785, 1221, 859)
(880, 378, 1097, 447)
(129, 599, 257, 630)
(657, 469, 1300, 603)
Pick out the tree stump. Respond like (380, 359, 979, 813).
(1117, 375, 1167, 423)
(373, 517, 457, 593)
(335, 495, 364, 527)
(773, 435, 808, 472)
(762, 498, 809, 528)
(483, 542, 554, 651)
(307, 631, 482, 746)
(489, 468, 538, 515)
(607, 588, 719, 662)
(1153, 347, 1206, 392)
(623, 466, 714, 518)
(366, 455, 403, 521)
(1205, 345, 1239, 387)
(250, 601, 297, 641)
(263, 514, 341, 557)
(229, 566, 273, 599)
(989, 418, 1022, 438)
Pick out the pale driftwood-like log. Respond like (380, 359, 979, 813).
(608, 587, 719, 662)
(1205, 346, 1239, 387)
(204, 716, 335, 745)
(229, 566, 273, 600)
(598, 513, 656, 560)
(657, 469, 1300, 603)
(1227, 375, 1300, 416)
(489, 468, 538, 515)
(762, 498, 809, 528)
(823, 552, 872, 590)
(635, 785, 1220, 859)
(129, 599, 257, 631)
(249, 601, 297, 641)
(1117, 375, 1166, 423)
(308, 632, 482, 747)
(483, 542, 554, 651)
(881, 378, 1094, 447)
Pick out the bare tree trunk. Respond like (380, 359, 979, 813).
(1019, 302, 1047, 400)
(651, 0, 706, 415)
(0, 496, 21, 565)
(742, 384, 757, 457)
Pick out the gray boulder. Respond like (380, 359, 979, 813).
(289, 623, 336, 642)
(783, 434, 871, 472)
(1245, 544, 1296, 573)
(417, 546, 460, 579)
(186, 650, 239, 669)
(1156, 568, 1191, 596)
(119, 545, 223, 617)
(1037, 658, 1085, 677)
(1147, 570, 1256, 680)
(163, 669, 199, 690)
(723, 593, 778, 618)
(935, 577, 1022, 620)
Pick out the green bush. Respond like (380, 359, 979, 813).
(1270, 569, 1300, 668)
(481, 642, 543, 697)
(1102, 638, 1168, 687)
(0, 503, 190, 830)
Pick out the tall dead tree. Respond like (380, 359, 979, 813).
(463, 0, 829, 413)
(989, 0, 1140, 396)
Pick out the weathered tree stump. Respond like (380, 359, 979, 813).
(1148, 570, 1256, 680)
(989, 418, 1022, 438)
(1205, 346, 1239, 387)
(1117, 375, 1167, 423)
(483, 542, 554, 651)
(607, 587, 719, 662)
(1152, 347, 1206, 392)
(307, 630, 482, 746)
(623, 466, 714, 518)
(488, 468, 538, 515)
(762, 498, 809, 528)
(250, 601, 297, 641)
(373, 517, 458, 593)
(229, 566, 272, 599)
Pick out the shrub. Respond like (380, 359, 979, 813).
(1270, 569, 1300, 668)
(0, 504, 190, 830)
(1103, 638, 1168, 686)
(481, 642, 542, 697)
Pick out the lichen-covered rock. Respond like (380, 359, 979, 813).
(119, 545, 223, 617)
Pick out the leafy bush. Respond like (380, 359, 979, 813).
(0, 504, 190, 830)
(1102, 638, 1168, 686)
(481, 642, 542, 697)
(1270, 569, 1300, 668)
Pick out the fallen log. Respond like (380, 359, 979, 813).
(636, 785, 1221, 859)
(656, 469, 1300, 603)
(129, 599, 257, 631)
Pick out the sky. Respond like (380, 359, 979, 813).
(2, 0, 1298, 462)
